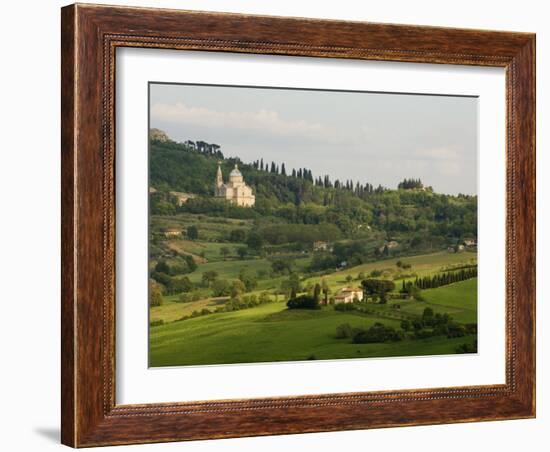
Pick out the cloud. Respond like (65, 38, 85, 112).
(412, 147, 464, 176)
(413, 147, 461, 161)
(151, 102, 343, 143)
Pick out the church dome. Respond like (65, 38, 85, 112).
(229, 164, 242, 177)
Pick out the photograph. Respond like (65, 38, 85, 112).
(147, 82, 479, 367)
(1, 0, 540, 448)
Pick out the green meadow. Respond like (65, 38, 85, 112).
(150, 281, 476, 367)
(149, 222, 478, 366)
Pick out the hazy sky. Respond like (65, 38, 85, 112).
(150, 83, 477, 195)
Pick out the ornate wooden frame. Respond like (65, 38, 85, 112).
(61, 3, 536, 447)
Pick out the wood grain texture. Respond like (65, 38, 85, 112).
(61, 3, 536, 447)
(60, 5, 76, 447)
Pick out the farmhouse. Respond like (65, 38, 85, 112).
(378, 240, 399, 254)
(313, 240, 332, 252)
(334, 287, 364, 304)
(215, 163, 255, 207)
(169, 191, 196, 206)
(447, 244, 466, 253)
(163, 228, 181, 238)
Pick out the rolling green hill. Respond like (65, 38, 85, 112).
(149, 296, 476, 367)
(149, 135, 477, 249)
(148, 132, 478, 366)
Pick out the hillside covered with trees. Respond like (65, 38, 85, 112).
(150, 131, 477, 263)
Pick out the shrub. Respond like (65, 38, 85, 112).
(422, 307, 435, 321)
(414, 329, 436, 339)
(259, 292, 271, 304)
(456, 340, 478, 354)
(149, 319, 164, 327)
(169, 277, 193, 294)
(231, 279, 246, 297)
(287, 295, 319, 310)
(151, 272, 193, 295)
(229, 229, 246, 242)
(246, 231, 264, 251)
(352, 323, 404, 343)
(202, 270, 219, 287)
(238, 269, 258, 291)
(154, 260, 170, 274)
(271, 258, 293, 275)
(151, 271, 171, 287)
(361, 279, 395, 300)
(447, 323, 466, 338)
(211, 279, 230, 297)
(187, 225, 199, 240)
(150, 285, 163, 307)
(335, 323, 353, 339)
(178, 293, 192, 303)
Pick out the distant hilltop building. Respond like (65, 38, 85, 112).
(150, 128, 170, 142)
(215, 162, 255, 207)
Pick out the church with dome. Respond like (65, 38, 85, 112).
(215, 162, 255, 207)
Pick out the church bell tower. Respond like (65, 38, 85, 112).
(215, 162, 223, 194)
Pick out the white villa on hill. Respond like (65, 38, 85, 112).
(334, 287, 364, 304)
(215, 163, 255, 207)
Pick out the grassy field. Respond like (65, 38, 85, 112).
(164, 239, 248, 263)
(149, 299, 476, 367)
(303, 251, 476, 286)
(421, 278, 478, 323)
(184, 254, 312, 289)
(151, 214, 251, 242)
(362, 278, 478, 323)
(150, 296, 229, 323)
(297, 251, 476, 301)
(149, 213, 478, 367)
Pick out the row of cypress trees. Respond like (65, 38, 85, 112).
(411, 267, 477, 290)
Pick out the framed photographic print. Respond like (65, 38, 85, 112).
(61, 3, 536, 447)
